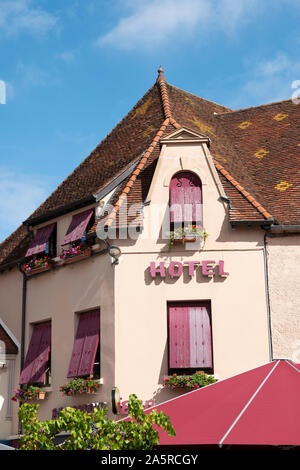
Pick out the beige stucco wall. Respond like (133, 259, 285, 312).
(0, 134, 277, 436)
(112, 138, 271, 407)
(3, 249, 115, 433)
(267, 235, 300, 361)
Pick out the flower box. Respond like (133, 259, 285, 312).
(162, 371, 217, 391)
(24, 257, 56, 275)
(59, 376, 100, 396)
(173, 238, 197, 243)
(61, 246, 92, 265)
(169, 225, 208, 250)
(12, 386, 47, 402)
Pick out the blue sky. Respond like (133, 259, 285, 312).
(0, 0, 300, 242)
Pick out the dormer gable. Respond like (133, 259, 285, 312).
(160, 127, 210, 145)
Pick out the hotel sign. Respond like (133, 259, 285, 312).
(150, 260, 229, 278)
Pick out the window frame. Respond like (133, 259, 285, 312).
(167, 301, 213, 376)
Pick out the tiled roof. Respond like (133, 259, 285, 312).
(1, 67, 299, 268)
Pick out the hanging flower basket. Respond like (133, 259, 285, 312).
(162, 371, 217, 390)
(60, 244, 92, 265)
(59, 376, 100, 396)
(23, 257, 56, 275)
(11, 385, 46, 402)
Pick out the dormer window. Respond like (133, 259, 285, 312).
(62, 209, 94, 247)
(25, 223, 57, 258)
(169, 171, 202, 233)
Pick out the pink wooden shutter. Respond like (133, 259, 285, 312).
(67, 315, 90, 378)
(169, 305, 190, 368)
(77, 310, 100, 376)
(189, 306, 212, 368)
(67, 310, 100, 378)
(29, 322, 51, 383)
(170, 180, 185, 223)
(25, 223, 56, 257)
(169, 172, 202, 224)
(62, 210, 93, 245)
(185, 186, 202, 224)
(19, 324, 44, 384)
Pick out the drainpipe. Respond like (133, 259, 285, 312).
(17, 262, 28, 435)
(263, 232, 273, 361)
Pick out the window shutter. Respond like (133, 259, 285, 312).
(169, 172, 202, 224)
(170, 183, 185, 223)
(67, 310, 100, 378)
(168, 303, 212, 370)
(29, 322, 51, 383)
(169, 305, 190, 368)
(189, 306, 212, 368)
(19, 322, 51, 384)
(77, 311, 100, 376)
(25, 224, 56, 257)
(62, 210, 93, 246)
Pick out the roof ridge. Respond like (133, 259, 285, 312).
(156, 67, 182, 129)
(216, 97, 298, 116)
(105, 118, 170, 227)
(213, 159, 273, 220)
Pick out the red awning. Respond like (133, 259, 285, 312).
(143, 360, 300, 447)
(62, 209, 93, 246)
(25, 223, 55, 257)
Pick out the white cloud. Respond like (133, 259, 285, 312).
(96, 0, 259, 50)
(56, 50, 77, 64)
(0, 0, 58, 38)
(0, 166, 50, 241)
(231, 53, 300, 108)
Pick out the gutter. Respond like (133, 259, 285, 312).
(263, 232, 273, 362)
(268, 224, 300, 234)
(17, 263, 27, 435)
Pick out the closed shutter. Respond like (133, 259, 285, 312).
(169, 305, 190, 368)
(62, 210, 93, 246)
(67, 310, 100, 378)
(189, 306, 212, 368)
(168, 303, 212, 369)
(19, 322, 51, 384)
(169, 172, 202, 224)
(25, 224, 56, 257)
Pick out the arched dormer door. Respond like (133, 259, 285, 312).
(169, 171, 202, 225)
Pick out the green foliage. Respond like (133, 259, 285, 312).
(18, 394, 176, 450)
(59, 376, 100, 396)
(163, 371, 217, 390)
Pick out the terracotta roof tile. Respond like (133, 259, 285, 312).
(1, 69, 299, 267)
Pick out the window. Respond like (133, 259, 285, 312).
(67, 310, 100, 378)
(168, 302, 212, 374)
(169, 171, 202, 232)
(25, 223, 57, 258)
(19, 321, 51, 385)
(62, 209, 94, 247)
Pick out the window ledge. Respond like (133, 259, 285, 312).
(43, 386, 53, 393)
